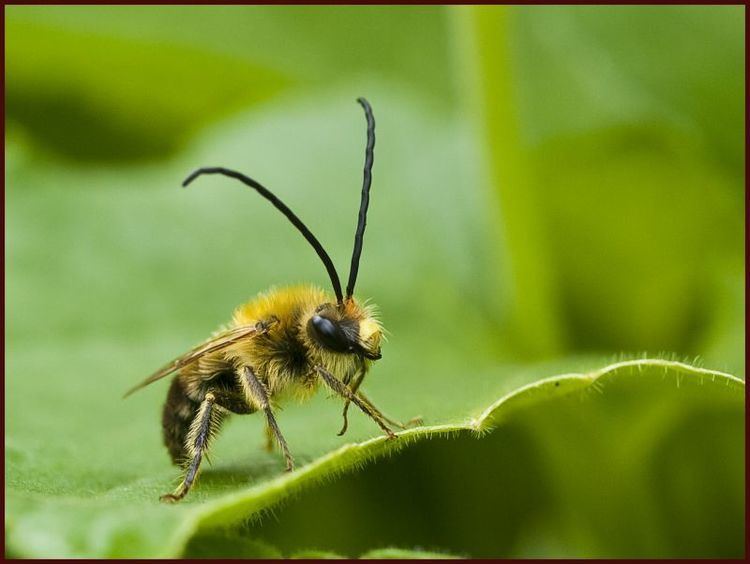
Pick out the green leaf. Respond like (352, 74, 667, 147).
(7, 5, 453, 100)
(359, 548, 461, 559)
(290, 549, 345, 559)
(200, 360, 743, 559)
(182, 531, 282, 558)
(6, 354, 742, 558)
(5, 16, 287, 161)
(5, 5, 453, 162)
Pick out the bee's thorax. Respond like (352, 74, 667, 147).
(225, 285, 381, 399)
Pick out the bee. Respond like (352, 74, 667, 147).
(125, 98, 418, 502)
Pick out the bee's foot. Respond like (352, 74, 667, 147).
(284, 460, 295, 473)
(390, 416, 423, 430)
(385, 429, 398, 441)
(159, 493, 183, 504)
(406, 416, 423, 427)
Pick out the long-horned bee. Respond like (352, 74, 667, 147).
(125, 98, 417, 502)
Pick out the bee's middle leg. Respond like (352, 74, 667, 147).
(240, 366, 294, 472)
(160, 392, 220, 503)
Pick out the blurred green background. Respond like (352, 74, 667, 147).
(5, 5, 745, 558)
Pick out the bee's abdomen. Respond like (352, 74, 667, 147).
(162, 376, 201, 465)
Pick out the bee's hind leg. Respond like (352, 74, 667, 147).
(160, 392, 221, 503)
(240, 367, 294, 472)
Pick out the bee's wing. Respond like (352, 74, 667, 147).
(123, 324, 260, 398)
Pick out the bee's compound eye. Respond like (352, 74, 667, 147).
(308, 315, 351, 353)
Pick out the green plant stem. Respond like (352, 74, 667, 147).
(454, 6, 564, 358)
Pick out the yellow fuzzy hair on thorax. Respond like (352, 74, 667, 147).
(227, 285, 332, 398)
(231, 285, 329, 327)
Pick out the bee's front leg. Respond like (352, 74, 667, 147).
(314, 365, 396, 439)
(357, 391, 423, 430)
(338, 367, 365, 436)
(337, 376, 422, 436)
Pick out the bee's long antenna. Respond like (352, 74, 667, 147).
(183, 167, 344, 304)
(345, 97, 376, 300)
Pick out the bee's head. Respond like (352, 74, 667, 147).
(305, 300, 382, 361)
